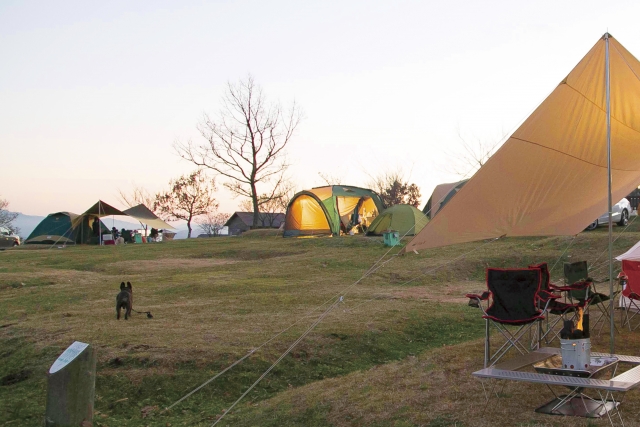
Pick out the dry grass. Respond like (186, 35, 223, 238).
(2, 222, 640, 426)
(231, 330, 640, 427)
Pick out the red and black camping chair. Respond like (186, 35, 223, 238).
(528, 262, 587, 343)
(467, 267, 557, 368)
(619, 260, 640, 331)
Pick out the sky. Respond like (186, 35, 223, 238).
(3, 0, 640, 217)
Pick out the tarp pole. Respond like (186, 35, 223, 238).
(99, 201, 102, 246)
(605, 33, 614, 354)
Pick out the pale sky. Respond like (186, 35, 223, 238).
(3, 0, 640, 216)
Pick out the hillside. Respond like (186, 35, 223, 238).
(2, 222, 640, 426)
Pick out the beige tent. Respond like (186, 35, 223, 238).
(405, 34, 640, 253)
(123, 204, 175, 230)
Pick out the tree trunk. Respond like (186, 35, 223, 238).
(187, 222, 192, 238)
(251, 183, 260, 229)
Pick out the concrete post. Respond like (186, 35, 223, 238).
(44, 342, 96, 427)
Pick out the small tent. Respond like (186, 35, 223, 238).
(366, 204, 429, 236)
(422, 179, 468, 219)
(284, 185, 385, 237)
(25, 212, 108, 245)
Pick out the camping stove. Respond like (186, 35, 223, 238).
(560, 338, 591, 370)
(559, 309, 590, 370)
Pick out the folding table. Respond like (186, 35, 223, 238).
(473, 347, 640, 426)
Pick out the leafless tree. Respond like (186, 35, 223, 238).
(0, 197, 19, 234)
(117, 185, 156, 209)
(154, 170, 218, 238)
(175, 75, 303, 229)
(237, 185, 293, 228)
(197, 212, 230, 236)
(318, 172, 343, 186)
(446, 127, 507, 178)
(367, 170, 421, 208)
(116, 185, 159, 235)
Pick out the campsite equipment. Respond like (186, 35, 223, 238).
(407, 33, 640, 353)
(560, 338, 591, 370)
(559, 307, 591, 370)
(529, 262, 586, 344)
(284, 185, 384, 237)
(618, 260, 640, 330)
(615, 242, 640, 315)
(27, 202, 173, 246)
(422, 179, 467, 219)
(382, 230, 400, 247)
(466, 267, 551, 368)
(122, 204, 174, 231)
(366, 204, 428, 236)
(26, 212, 108, 245)
(564, 261, 616, 335)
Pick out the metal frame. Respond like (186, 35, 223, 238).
(473, 347, 640, 426)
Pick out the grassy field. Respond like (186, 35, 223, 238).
(2, 222, 640, 427)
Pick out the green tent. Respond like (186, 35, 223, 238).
(284, 185, 385, 237)
(25, 212, 108, 245)
(366, 204, 429, 236)
(422, 179, 468, 219)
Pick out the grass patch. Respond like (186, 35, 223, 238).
(2, 221, 640, 426)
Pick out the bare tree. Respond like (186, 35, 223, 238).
(445, 127, 507, 177)
(117, 185, 158, 236)
(238, 187, 292, 227)
(154, 170, 218, 238)
(0, 197, 19, 234)
(368, 170, 421, 208)
(117, 185, 156, 209)
(175, 75, 303, 229)
(238, 199, 253, 212)
(197, 212, 231, 236)
(318, 172, 343, 186)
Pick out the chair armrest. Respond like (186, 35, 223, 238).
(537, 289, 561, 302)
(466, 291, 490, 308)
(554, 280, 591, 292)
(466, 291, 490, 300)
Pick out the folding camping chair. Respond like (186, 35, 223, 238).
(564, 261, 618, 335)
(619, 260, 640, 331)
(467, 267, 555, 368)
(528, 262, 586, 344)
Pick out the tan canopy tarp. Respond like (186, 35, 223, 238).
(123, 204, 175, 230)
(70, 200, 128, 229)
(405, 34, 640, 253)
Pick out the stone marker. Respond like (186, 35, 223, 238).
(44, 341, 96, 427)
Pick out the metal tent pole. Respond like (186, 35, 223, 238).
(605, 33, 614, 354)
(99, 201, 102, 247)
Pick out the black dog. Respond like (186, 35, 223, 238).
(116, 282, 133, 320)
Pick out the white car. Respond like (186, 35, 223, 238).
(585, 198, 631, 230)
(0, 226, 20, 247)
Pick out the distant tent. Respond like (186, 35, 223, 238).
(122, 204, 175, 230)
(366, 204, 428, 236)
(422, 180, 468, 219)
(284, 185, 385, 237)
(25, 212, 108, 245)
(69, 200, 131, 244)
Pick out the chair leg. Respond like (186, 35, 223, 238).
(621, 299, 640, 331)
(487, 322, 537, 367)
